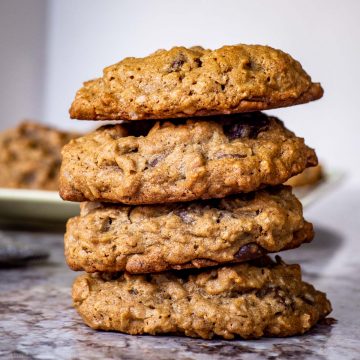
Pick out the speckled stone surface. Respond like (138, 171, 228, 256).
(0, 183, 359, 360)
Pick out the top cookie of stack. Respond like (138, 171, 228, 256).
(69, 44, 322, 121)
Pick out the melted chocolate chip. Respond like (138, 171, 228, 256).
(222, 112, 269, 140)
(234, 243, 266, 261)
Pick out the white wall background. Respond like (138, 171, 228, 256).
(0, 0, 47, 128)
(1, 0, 360, 182)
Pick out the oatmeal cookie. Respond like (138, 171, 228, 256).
(73, 256, 332, 339)
(69, 44, 323, 120)
(60, 112, 317, 204)
(65, 186, 313, 273)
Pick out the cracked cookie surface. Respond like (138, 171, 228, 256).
(60, 112, 317, 204)
(72, 256, 332, 339)
(69, 44, 323, 120)
(65, 186, 313, 273)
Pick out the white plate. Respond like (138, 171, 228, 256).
(0, 170, 344, 223)
(0, 188, 79, 223)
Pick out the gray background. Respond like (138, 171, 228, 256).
(0, 0, 359, 183)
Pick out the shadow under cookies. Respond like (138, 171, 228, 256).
(279, 226, 343, 280)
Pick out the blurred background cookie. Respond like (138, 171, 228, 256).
(285, 164, 323, 187)
(0, 121, 78, 190)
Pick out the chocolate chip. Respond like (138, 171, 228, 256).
(243, 60, 252, 70)
(227, 123, 253, 139)
(234, 243, 266, 261)
(148, 157, 159, 167)
(101, 217, 113, 232)
(169, 53, 186, 72)
(172, 59, 185, 70)
(129, 288, 138, 295)
(194, 58, 202, 67)
(243, 60, 260, 71)
(221, 112, 269, 140)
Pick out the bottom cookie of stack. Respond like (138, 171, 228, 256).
(72, 256, 331, 340)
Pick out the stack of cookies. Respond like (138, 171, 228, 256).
(60, 44, 332, 339)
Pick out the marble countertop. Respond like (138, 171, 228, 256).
(1, 182, 359, 360)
